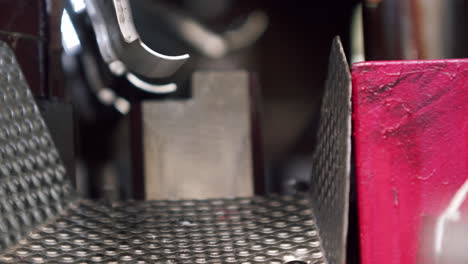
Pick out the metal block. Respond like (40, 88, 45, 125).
(142, 71, 254, 200)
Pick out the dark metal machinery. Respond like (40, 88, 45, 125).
(0, 35, 351, 264)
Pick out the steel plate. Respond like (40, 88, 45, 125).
(310, 37, 352, 264)
(1, 196, 325, 264)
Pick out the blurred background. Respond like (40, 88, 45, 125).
(59, 0, 360, 199)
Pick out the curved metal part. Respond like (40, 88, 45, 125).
(134, 0, 227, 58)
(81, 51, 131, 114)
(172, 19, 228, 59)
(85, 0, 119, 65)
(117, 39, 189, 78)
(223, 10, 269, 51)
(126, 73, 177, 94)
(85, 0, 189, 78)
(113, 0, 139, 43)
(139, 0, 268, 58)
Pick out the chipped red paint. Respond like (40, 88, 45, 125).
(352, 59, 468, 264)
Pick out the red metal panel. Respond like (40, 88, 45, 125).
(353, 59, 468, 264)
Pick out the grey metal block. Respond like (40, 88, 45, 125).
(142, 71, 254, 200)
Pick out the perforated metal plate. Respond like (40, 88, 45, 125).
(1, 196, 325, 264)
(0, 41, 75, 251)
(0, 41, 328, 263)
(310, 37, 352, 264)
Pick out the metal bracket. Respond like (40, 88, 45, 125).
(310, 36, 352, 264)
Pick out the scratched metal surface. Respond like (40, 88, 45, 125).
(310, 37, 351, 264)
(0, 41, 328, 263)
(353, 53, 468, 264)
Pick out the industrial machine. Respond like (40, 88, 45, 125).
(0, 0, 466, 263)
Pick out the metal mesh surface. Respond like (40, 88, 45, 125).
(1, 196, 325, 264)
(0, 41, 74, 251)
(310, 37, 351, 264)
(0, 41, 328, 263)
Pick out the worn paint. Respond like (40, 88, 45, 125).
(353, 59, 468, 264)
